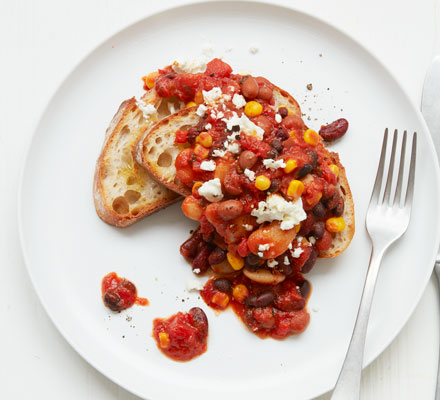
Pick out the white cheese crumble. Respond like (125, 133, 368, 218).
(275, 114, 282, 123)
(186, 278, 205, 291)
(222, 112, 265, 140)
(290, 247, 304, 258)
(136, 100, 157, 120)
(212, 148, 227, 158)
(258, 244, 270, 252)
(243, 224, 253, 231)
(172, 58, 207, 74)
(198, 178, 223, 202)
(251, 194, 307, 230)
(193, 268, 201, 274)
(232, 94, 246, 109)
(224, 141, 241, 154)
(308, 236, 316, 245)
(244, 168, 256, 181)
(284, 256, 290, 265)
(203, 87, 223, 104)
(267, 259, 278, 268)
(200, 160, 216, 171)
(205, 123, 212, 130)
(263, 158, 286, 170)
(196, 104, 208, 117)
(288, 243, 293, 250)
(258, 252, 264, 258)
(249, 43, 260, 54)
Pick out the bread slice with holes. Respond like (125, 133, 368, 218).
(135, 86, 302, 196)
(93, 90, 184, 228)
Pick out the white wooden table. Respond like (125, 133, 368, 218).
(2, 0, 440, 398)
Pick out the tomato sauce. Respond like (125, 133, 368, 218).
(101, 272, 149, 312)
(152, 307, 208, 362)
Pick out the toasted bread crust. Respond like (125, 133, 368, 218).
(93, 93, 181, 228)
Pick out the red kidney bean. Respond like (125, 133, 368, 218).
(103, 291, 122, 312)
(266, 148, 279, 159)
(270, 139, 284, 153)
(299, 213, 316, 237)
(189, 307, 209, 337)
(245, 294, 258, 307)
(240, 76, 259, 99)
(319, 118, 349, 141)
(180, 229, 203, 259)
(301, 247, 317, 273)
(213, 278, 233, 295)
(278, 107, 288, 118)
(239, 150, 258, 170)
(312, 202, 326, 218)
(192, 244, 211, 274)
(312, 221, 325, 239)
(246, 253, 262, 265)
(325, 190, 340, 210)
(296, 163, 312, 179)
(268, 178, 281, 193)
(298, 280, 311, 299)
(333, 197, 344, 217)
(255, 291, 275, 307)
(276, 254, 293, 276)
(208, 247, 226, 265)
(218, 200, 243, 221)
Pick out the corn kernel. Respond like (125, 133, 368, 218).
(304, 129, 321, 146)
(194, 91, 204, 104)
(287, 180, 305, 199)
(227, 252, 245, 271)
(194, 144, 209, 159)
(212, 292, 230, 309)
(142, 72, 159, 89)
(186, 101, 197, 108)
(192, 182, 203, 199)
(244, 101, 263, 117)
(158, 332, 169, 348)
(255, 175, 271, 191)
(284, 159, 297, 173)
(196, 132, 213, 148)
(232, 284, 249, 303)
(326, 217, 345, 232)
(329, 164, 339, 178)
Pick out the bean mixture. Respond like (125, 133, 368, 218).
(147, 58, 349, 340)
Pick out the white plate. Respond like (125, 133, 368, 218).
(18, 2, 440, 399)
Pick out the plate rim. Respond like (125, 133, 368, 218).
(17, 1, 440, 399)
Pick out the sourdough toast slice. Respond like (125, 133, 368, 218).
(136, 86, 302, 197)
(93, 90, 183, 228)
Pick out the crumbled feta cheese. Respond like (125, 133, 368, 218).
(193, 268, 201, 274)
(243, 224, 253, 231)
(232, 94, 246, 109)
(186, 278, 205, 291)
(203, 87, 223, 104)
(275, 114, 282, 123)
(212, 148, 226, 158)
(290, 247, 304, 258)
(312, 307, 320, 313)
(136, 100, 157, 120)
(308, 236, 316, 245)
(249, 43, 260, 54)
(258, 252, 264, 258)
(288, 243, 293, 250)
(225, 141, 240, 154)
(258, 244, 270, 252)
(205, 123, 212, 130)
(200, 160, 216, 171)
(267, 259, 278, 268)
(211, 109, 225, 120)
(196, 104, 208, 117)
(222, 112, 264, 139)
(284, 256, 290, 265)
(198, 178, 223, 202)
(251, 194, 307, 230)
(172, 58, 207, 74)
(263, 158, 286, 170)
(244, 168, 256, 181)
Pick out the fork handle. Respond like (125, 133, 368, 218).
(331, 245, 387, 400)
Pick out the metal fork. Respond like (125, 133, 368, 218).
(331, 128, 417, 400)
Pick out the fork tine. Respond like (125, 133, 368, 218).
(369, 128, 388, 205)
(394, 130, 407, 207)
(383, 129, 398, 205)
(405, 132, 417, 207)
